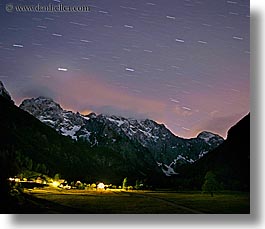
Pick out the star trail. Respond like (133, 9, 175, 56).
(0, 0, 250, 138)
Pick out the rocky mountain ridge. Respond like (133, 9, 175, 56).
(0, 81, 13, 103)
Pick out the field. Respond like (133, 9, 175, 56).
(18, 188, 250, 214)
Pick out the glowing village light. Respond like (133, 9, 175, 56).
(97, 182, 105, 189)
(52, 181, 60, 187)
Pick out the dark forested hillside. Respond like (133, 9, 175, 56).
(176, 114, 250, 191)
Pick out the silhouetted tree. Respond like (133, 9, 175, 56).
(202, 171, 221, 197)
(135, 179, 140, 190)
(54, 173, 60, 181)
(122, 177, 128, 190)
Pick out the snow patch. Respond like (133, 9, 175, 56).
(60, 125, 81, 139)
(161, 166, 178, 176)
(79, 130, 91, 141)
(198, 132, 216, 142)
(176, 155, 187, 161)
(42, 119, 55, 124)
(157, 161, 179, 176)
(199, 151, 208, 158)
(107, 117, 125, 127)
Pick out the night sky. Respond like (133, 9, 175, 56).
(0, 0, 249, 138)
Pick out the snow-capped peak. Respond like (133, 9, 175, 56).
(20, 97, 87, 139)
(197, 131, 224, 145)
(20, 96, 63, 115)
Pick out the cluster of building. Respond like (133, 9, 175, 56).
(8, 176, 111, 191)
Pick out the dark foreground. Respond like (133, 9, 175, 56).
(3, 188, 250, 214)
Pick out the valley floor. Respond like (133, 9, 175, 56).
(7, 188, 250, 214)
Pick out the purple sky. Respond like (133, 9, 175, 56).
(0, 0, 250, 138)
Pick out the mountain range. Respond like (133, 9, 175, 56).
(20, 96, 224, 176)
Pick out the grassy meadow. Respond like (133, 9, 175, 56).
(19, 188, 249, 214)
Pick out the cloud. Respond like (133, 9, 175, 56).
(51, 74, 166, 121)
(14, 82, 57, 105)
(86, 105, 148, 119)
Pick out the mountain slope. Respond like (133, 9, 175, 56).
(0, 81, 13, 103)
(19, 97, 86, 140)
(0, 95, 93, 180)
